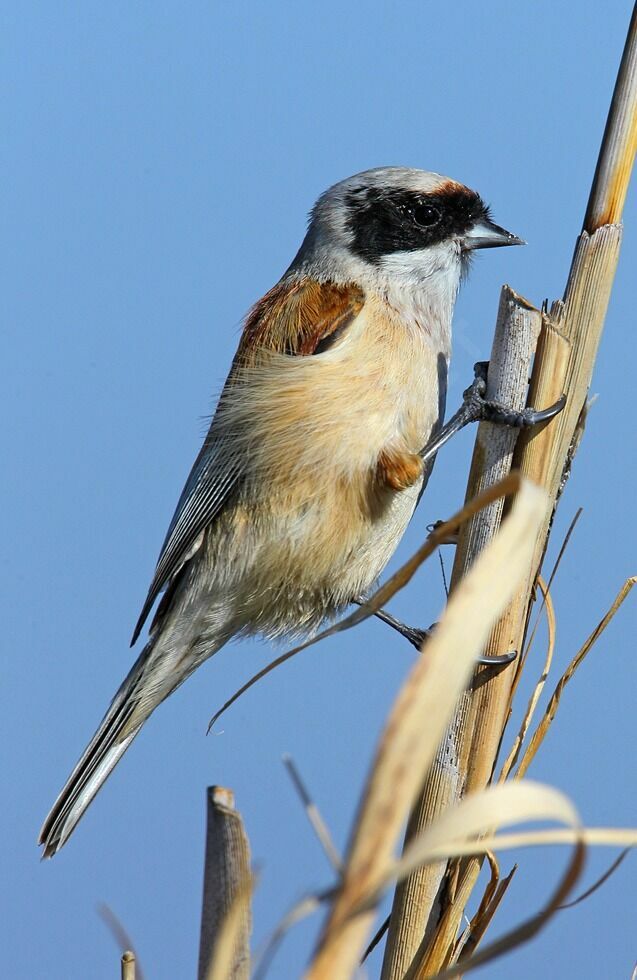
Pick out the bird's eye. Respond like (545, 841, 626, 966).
(413, 203, 441, 227)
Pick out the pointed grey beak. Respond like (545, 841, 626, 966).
(461, 218, 525, 250)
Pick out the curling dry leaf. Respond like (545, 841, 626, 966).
(517, 576, 636, 778)
(499, 576, 556, 782)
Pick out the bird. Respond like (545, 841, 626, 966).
(40, 166, 523, 857)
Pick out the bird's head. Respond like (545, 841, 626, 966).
(291, 166, 523, 298)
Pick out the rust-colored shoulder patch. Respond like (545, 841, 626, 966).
(237, 277, 364, 362)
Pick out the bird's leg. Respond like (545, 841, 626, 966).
(419, 361, 566, 465)
(366, 604, 434, 650)
(353, 598, 517, 667)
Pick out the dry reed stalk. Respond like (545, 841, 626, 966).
(121, 950, 136, 980)
(283, 754, 343, 874)
(198, 786, 251, 980)
(380, 6, 637, 975)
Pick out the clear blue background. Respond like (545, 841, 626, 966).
(4, 3, 636, 978)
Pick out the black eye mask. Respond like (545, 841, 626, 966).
(346, 185, 489, 263)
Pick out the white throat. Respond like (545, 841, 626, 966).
(371, 243, 463, 355)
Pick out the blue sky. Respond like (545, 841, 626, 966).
(4, 3, 636, 978)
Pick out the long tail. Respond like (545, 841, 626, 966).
(39, 646, 151, 858)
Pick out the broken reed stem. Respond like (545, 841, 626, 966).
(381, 7, 637, 976)
(121, 951, 136, 980)
(198, 787, 251, 980)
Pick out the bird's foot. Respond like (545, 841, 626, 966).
(356, 599, 517, 666)
(419, 361, 566, 464)
(462, 361, 566, 429)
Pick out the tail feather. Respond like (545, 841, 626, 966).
(39, 654, 147, 858)
(40, 616, 231, 857)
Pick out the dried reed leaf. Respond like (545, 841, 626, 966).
(283, 754, 342, 874)
(516, 576, 636, 778)
(400, 826, 637, 861)
(262, 820, 636, 978)
(507, 505, 581, 704)
(395, 781, 583, 978)
(499, 577, 556, 782)
(558, 848, 630, 910)
(258, 813, 635, 977)
(505, 506, 582, 726)
(457, 864, 517, 963)
(377, 780, 579, 897)
(469, 850, 500, 930)
(408, 859, 482, 976)
(253, 893, 327, 980)
(375, 790, 637, 980)
(304, 479, 547, 979)
(522, 507, 582, 662)
(208, 472, 525, 731)
(362, 915, 391, 964)
(421, 842, 585, 980)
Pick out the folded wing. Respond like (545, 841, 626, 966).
(130, 276, 364, 645)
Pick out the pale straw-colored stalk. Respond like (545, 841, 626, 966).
(198, 786, 252, 980)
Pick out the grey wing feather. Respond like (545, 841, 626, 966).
(131, 436, 240, 645)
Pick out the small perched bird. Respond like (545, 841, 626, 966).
(40, 166, 523, 856)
